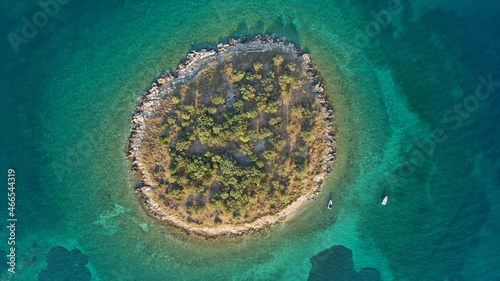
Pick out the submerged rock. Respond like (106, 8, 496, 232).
(358, 268, 381, 281)
(38, 246, 91, 281)
(308, 245, 380, 281)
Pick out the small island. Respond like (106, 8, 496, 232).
(128, 35, 335, 237)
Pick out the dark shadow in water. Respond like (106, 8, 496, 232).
(235, 21, 250, 36)
(169, 18, 307, 86)
(183, 17, 305, 60)
(381, 188, 387, 200)
(265, 16, 303, 50)
(38, 246, 91, 281)
(255, 19, 266, 34)
(183, 21, 252, 56)
(308, 245, 380, 281)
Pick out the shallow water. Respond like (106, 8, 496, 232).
(1, 0, 499, 280)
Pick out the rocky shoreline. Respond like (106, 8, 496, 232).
(127, 35, 336, 238)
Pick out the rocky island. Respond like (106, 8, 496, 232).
(128, 35, 335, 238)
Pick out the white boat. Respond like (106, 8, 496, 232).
(381, 196, 388, 205)
(327, 200, 333, 209)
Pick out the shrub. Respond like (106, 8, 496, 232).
(159, 136, 169, 146)
(167, 115, 177, 126)
(291, 106, 304, 119)
(171, 96, 181, 104)
(244, 72, 254, 83)
(300, 129, 315, 142)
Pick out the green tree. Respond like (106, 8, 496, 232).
(230, 69, 245, 82)
(273, 138, 286, 152)
(273, 55, 284, 72)
(291, 106, 304, 119)
(264, 100, 282, 114)
(253, 62, 263, 73)
(263, 150, 277, 162)
(257, 100, 267, 113)
(207, 106, 217, 114)
(185, 105, 195, 114)
(246, 110, 258, 119)
(269, 117, 282, 127)
(176, 141, 191, 152)
(211, 93, 225, 105)
(240, 85, 256, 101)
(166, 114, 178, 126)
(278, 75, 290, 91)
(262, 78, 274, 92)
(181, 111, 191, 120)
(239, 132, 250, 143)
(233, 100, 244, 111)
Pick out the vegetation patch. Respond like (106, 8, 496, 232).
(128, 35, 335, 236)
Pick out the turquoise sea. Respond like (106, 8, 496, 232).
(1, 0, 499, 280)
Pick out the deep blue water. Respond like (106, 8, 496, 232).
(1, 0, 499, 280)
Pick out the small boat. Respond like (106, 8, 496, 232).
(327, 200, 333, 209)
(381, 196, 388, 205)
